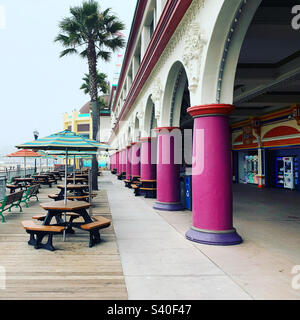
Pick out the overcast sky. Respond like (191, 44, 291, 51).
(0, 0, 136, 154)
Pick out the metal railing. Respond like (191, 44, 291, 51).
(0, 166, 54, 181)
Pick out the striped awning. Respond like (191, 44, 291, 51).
(16, 130, 109, 151)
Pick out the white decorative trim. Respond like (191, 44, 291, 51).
(150, 78, 163, 120)
(183, 23, 206, 93)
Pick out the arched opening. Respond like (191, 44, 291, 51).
(162, 62, 192, 170)
(144, 96, 155, 137)
(159, 61, 193, 210)
(127, 126, 132, 145)
(134, 115, 141, 142)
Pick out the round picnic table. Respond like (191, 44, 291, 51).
(14, 178, 34, 183)
(40, 200, 92, 235)
(66, 177, 87, 184)
(55, 184, 89, 201)
(13, 177, 35, 188)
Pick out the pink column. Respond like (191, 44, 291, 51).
(112, 153, 117, 172)
(186, 104, 242, 245)
(116, 151, 121, 175)
(109, 154, 113, 171)
(140, 137, 156, 180)
(114, 153, 117, 171)
(131, 142, 141, 178)
(153, 127, 184, 211)
(126, 146, 132, 180)
(121, 149, 126, 176)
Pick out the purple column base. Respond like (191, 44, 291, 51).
(186, 228, 243, 246)
(153, 202, 184, 211)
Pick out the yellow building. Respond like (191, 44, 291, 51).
(63, 100, 111, 168)
(63, 98, 111, 142)
(63, 103, 93, 139)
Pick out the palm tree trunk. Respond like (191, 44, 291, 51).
(88, 41, 99, 190)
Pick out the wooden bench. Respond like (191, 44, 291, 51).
(48, 193, 59, 200)
(6, 176, 22, 194)
(131, 183, 141, 196)
(124, 179, 132, 188)
(140, 187, 157, 198)
(21, 220, 65, 251)
(20, 185, 39, 208)
(80, 217, 111, 247)
(33, 176, 53, 188)
(0, 191, 24, 223)
(32, 212, 80, 222)
(48, 193, 96, 202)
(117, 172, 126, 180)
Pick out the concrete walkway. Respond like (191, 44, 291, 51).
(102, 173, 252, 300)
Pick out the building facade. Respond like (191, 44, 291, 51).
(63, 96, 111, 143)
(108, 0, 300, 246)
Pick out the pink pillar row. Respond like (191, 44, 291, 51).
(126, 146, 132, 180)
(140, 137, 156, 180)
(153, 127, 184, 211)
(186, 104, 242, 246)
(131, 142, 141, 178)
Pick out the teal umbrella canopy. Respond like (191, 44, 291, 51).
(16, 130, 99, 151)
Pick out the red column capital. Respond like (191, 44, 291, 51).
(154, 127, 181, 133)
(139, 137, 156, 142)
(187, 104, 234, 117)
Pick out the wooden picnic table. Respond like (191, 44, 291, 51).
(14, 177, 34, 183)
(40, 200, 92, 232)
(33, 174, 54, 187)
(66, 177, 87, 184)
(50, 184, 90, 201)
(13, 177, 35, 190)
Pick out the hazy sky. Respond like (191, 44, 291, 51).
(0, 0, 136, 154)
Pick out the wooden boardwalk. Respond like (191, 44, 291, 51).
(0, 180, 128, 300)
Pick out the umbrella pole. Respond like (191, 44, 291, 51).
(73, 155, 76, 184)
(63, 149, 68, 242)
(24, 157, 26, 177)
(89, 168, 93, 216)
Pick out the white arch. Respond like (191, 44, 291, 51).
(200, 0, 261, 104)
(143, 95, 155, 136)
(161, 61, 189, 127)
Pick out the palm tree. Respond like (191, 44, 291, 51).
(80, 71, 108, 96)
(80, 72, 109, 112)
(55, 0, 125, 190)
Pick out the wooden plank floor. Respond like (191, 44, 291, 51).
(0, 180, 128, 300)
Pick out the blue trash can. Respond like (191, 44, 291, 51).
(184, 175, 192, 210)
(180, 178, 185, 207)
